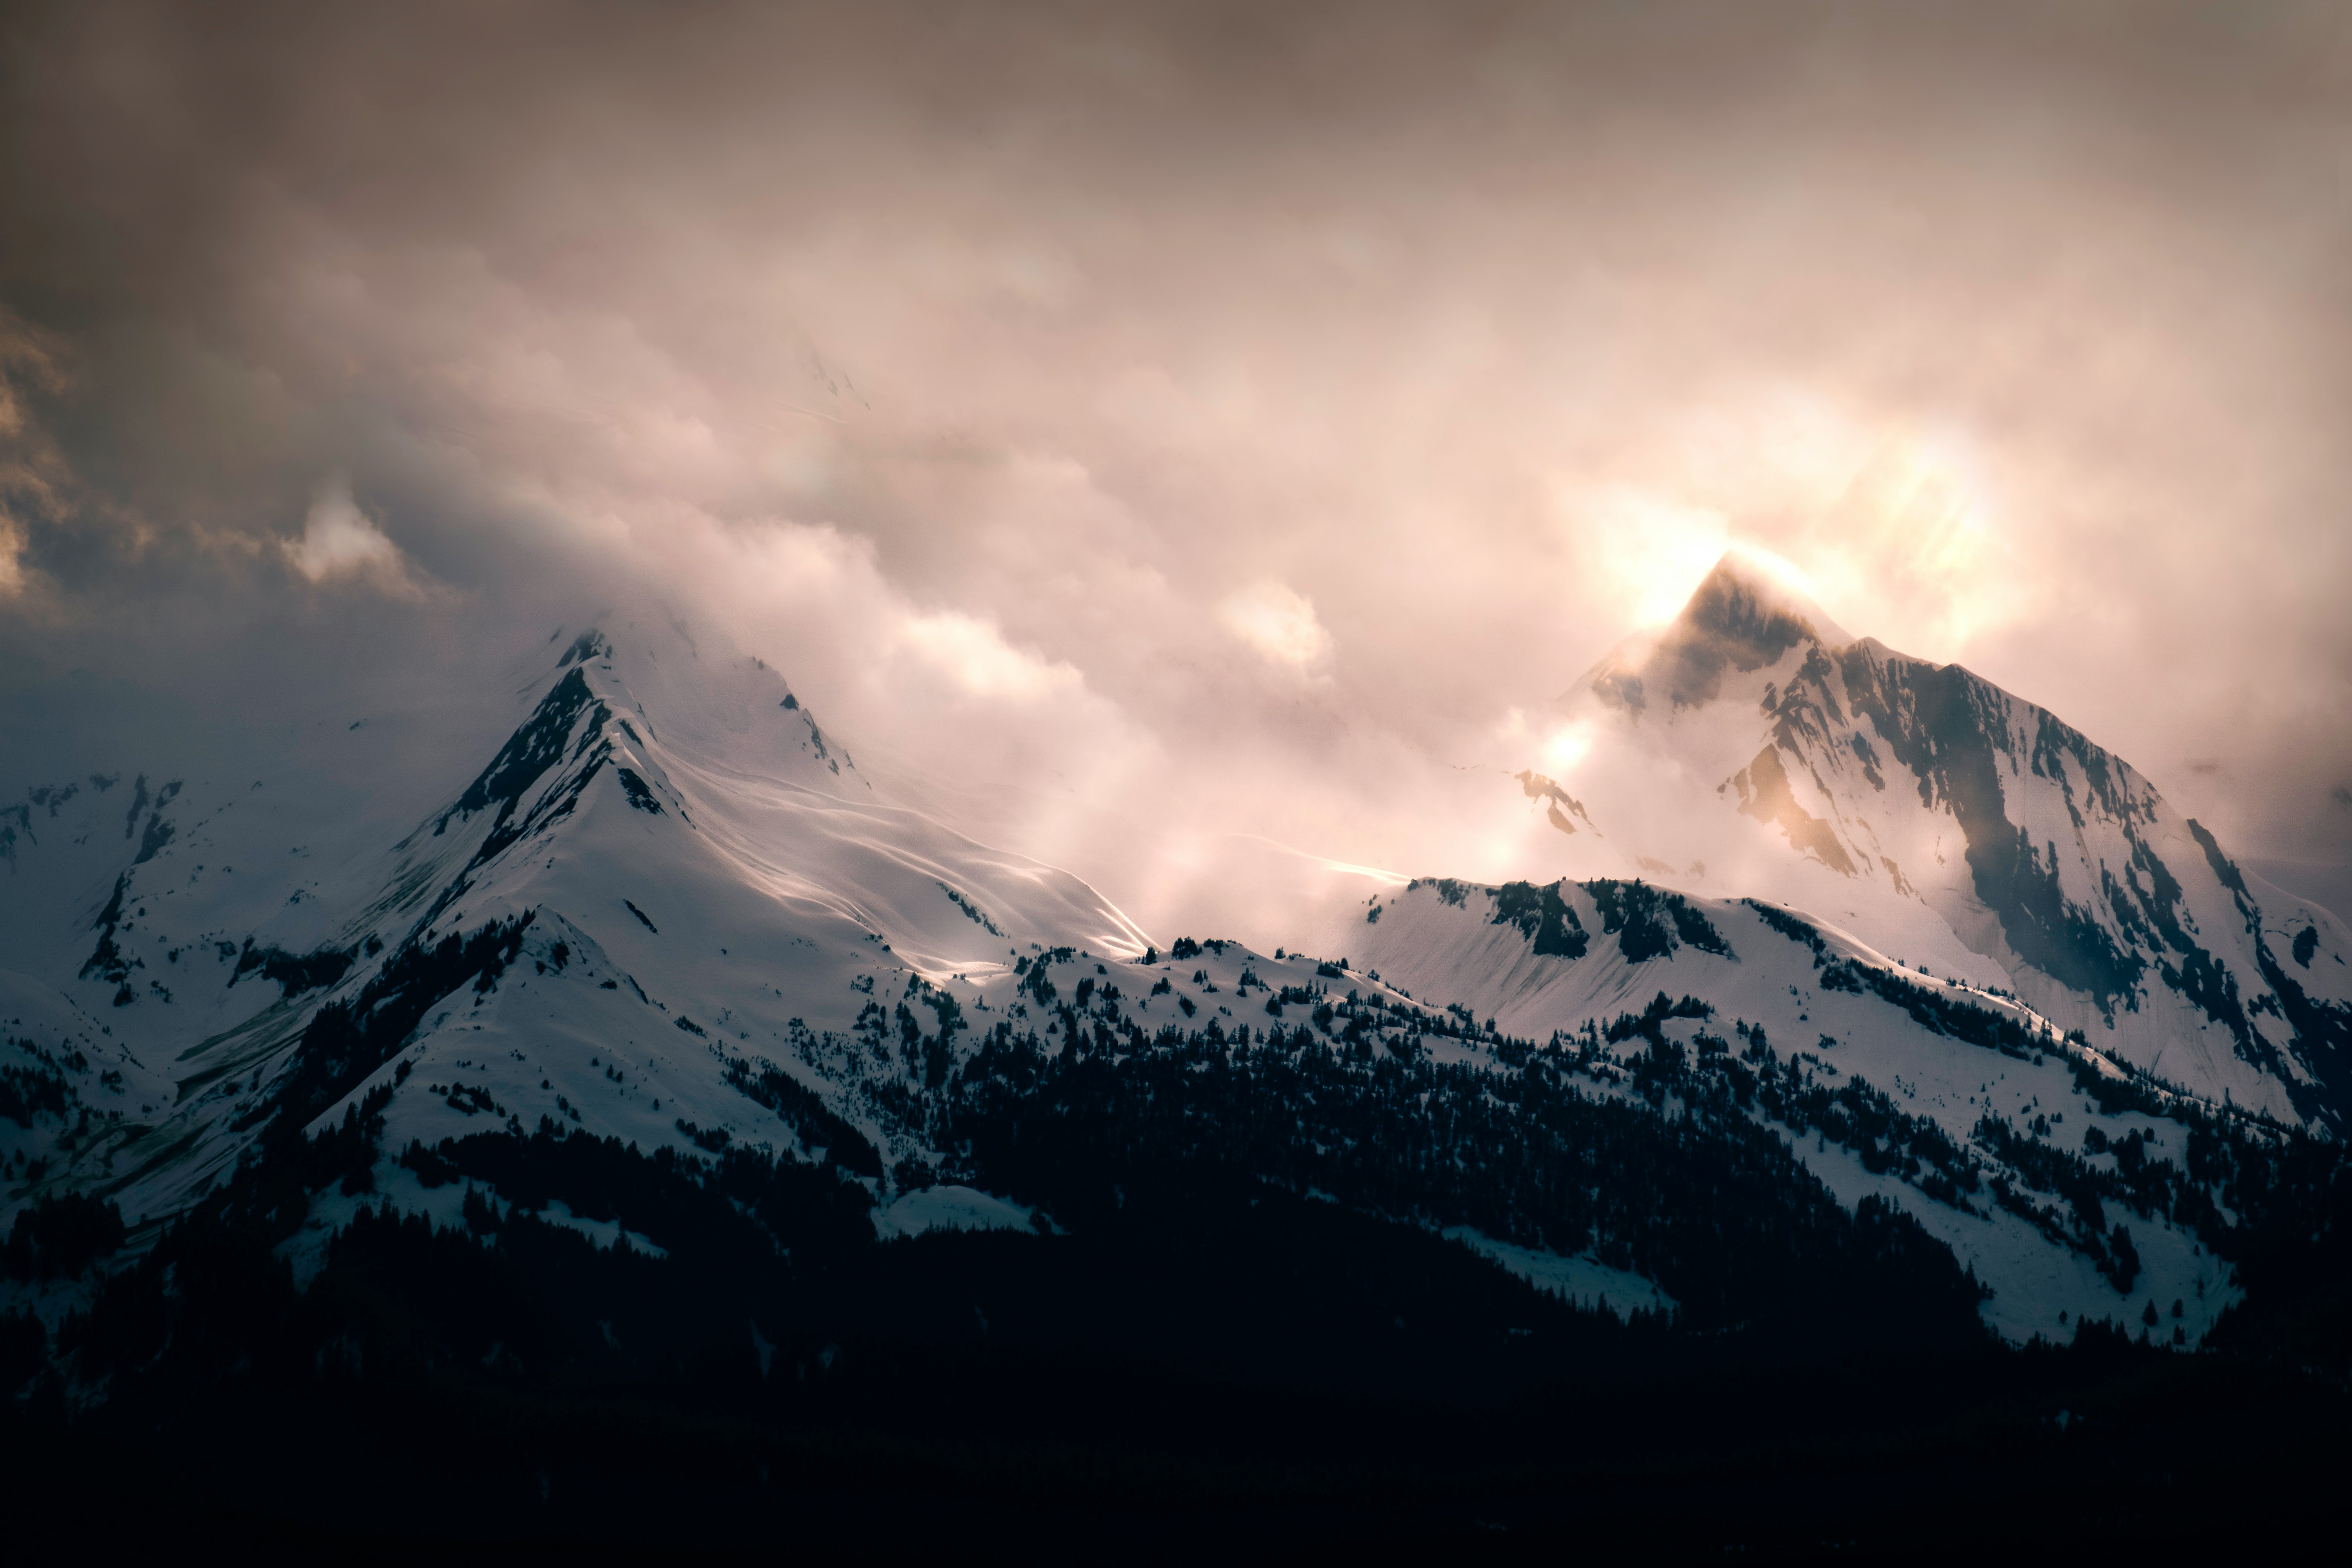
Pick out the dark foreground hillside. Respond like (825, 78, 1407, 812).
(7, 1026, 2351, 1563)
(6, 1314, 2348, 1562)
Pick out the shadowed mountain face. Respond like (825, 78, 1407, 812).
(1541, 554, 2352, 1126)
(1583, 557, 1851, 714)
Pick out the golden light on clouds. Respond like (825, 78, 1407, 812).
(1802, 433, 2006, 656)
(1563, 410, 1995, 659)
(1544, 725, 1593, 773)
(1565, 484, 1732, 629)
(1219, 580, 1334, 672)
(0, 0, 2345, 932)
(0, 515, 24, 597)
(283, 475, 418, 593)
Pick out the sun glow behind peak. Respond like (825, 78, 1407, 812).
(1544, 724, 1592, 772)
(1800, 432, 2002, 657)
(1713, 543, 1819, 602)
(1560, 406, 2014, 663)
(1570, 485, 1732, 627)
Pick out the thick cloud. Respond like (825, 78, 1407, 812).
(2, 0, 2348, 936)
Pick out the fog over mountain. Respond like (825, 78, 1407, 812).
(12, 9, 2352, 1553)
(2, 1, 2348, 951)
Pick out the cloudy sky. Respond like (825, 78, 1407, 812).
(3, 0, 2347, 933)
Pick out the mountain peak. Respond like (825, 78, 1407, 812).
(1675, 549, 1851, 650)
(1572, 550, 1850, 714)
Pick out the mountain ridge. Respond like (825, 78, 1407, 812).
(0, 588, 2337, 1394)
(1512, 551, 2351, 1127)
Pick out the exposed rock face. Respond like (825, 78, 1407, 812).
(1732, 744, 1857, 876)
(1584, 556, 1851, 715)
(1541, 553, 2352, 1126)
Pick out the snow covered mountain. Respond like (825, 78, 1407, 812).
(0, 619, 1144, 1240)
(3, 597, 2329, 1361)
(1489, 551, 2352, 1128)
(1313, 876, 2240, 1344)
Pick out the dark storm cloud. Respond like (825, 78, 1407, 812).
(2, 0, 2348, 933)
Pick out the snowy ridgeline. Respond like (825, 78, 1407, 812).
(1509, 553, 2352, 1130)
(0, 611, 2337, 1356)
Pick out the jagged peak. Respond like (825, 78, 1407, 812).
(1677, 548, 1852, 651)
(556, 627, 613, 668)
(513, 606, 872, 796)
(1569, 550, 1851, 715)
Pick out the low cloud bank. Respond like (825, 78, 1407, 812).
(2, 1, 2346, 937)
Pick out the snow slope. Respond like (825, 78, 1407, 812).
(1487, 553, 2352, 1126)
(1310, 877, 2240, 1344)
(0, 618, 1145, 1237)
(0, 599, 2313, 1349)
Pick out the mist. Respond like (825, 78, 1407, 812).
(3, 0, 2348, 939)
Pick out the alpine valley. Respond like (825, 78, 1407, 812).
(5, 562, 2350, 1560)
